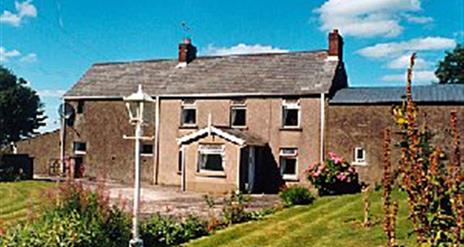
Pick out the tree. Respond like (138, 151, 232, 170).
(0, 66, 46, 148)
(435, 44, 464, 84)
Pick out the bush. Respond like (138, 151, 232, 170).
(222, 191, 250, 225)
(279, 185, 315, 207)
(141, 214, 208, 247)
(306, 152, 361, 196)
(0, 180, 131, 247)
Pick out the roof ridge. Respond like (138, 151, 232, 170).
(92, 49, 328, 67)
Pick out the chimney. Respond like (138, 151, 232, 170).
(178, 38, 197, 66)
(328, 29, 343, 61)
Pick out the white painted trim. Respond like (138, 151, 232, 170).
(236, 147, 241, 193)
(177, 126, 246, 146)
(154, 96, 160, 184)
(320, 93, 325, 163)
(354, 147, 366, 164)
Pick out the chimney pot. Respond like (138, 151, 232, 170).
(328, 29, 343, 61)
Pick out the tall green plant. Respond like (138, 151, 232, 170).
(386, 53, 463, 246)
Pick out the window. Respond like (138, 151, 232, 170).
(230, 99, 246, 127)
(141, 144, 153, 156)
(353, 147, 366, 165)
(181, 100, 196, 126)
(279, 148, 298, 180)
(77, 101, 85, 114)
(73, 142, 87, 155)
(197, 144, 225, 173)
(282, 99, 300, 128)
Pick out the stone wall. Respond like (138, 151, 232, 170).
(326, 104, 464, 185)
(16, 130, 60, 176)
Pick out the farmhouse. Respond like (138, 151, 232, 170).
(16, 30, 464, 193)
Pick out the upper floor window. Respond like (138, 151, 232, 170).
(181, 99, 196, 127)
(282, 99, 300, 128)
(279, 148, 298, 180)
(353, 147, 366, 165)
(77, 101, 85, 114)
(73, 141, 87, 155)
(198, 144, 225, 173)
(230, 99, 246, 128)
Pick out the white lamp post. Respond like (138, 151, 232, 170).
(123, 84, 154, 247)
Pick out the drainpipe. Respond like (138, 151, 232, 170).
(320, 93, 325, 163)
(154, 95, 161, 184)
(60, 98, 66, 175)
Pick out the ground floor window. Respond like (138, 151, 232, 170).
(353, 147, 366, 165)
(141, 144, 153, 156)
(198, 144, 225, 172)
(280, 148, 298, 180)
(73, 141, 87, 155)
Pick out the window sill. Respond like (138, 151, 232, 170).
(231, 126, 248, 130)
(196, 171, 226, 178)
(282, 175, 299, 181)
(352, 162, 367, 166)
(280, 127, 302, 132)
(141, 154, 153, 157)
(179, 125, 198, 130)
(74, 151, 87, 155)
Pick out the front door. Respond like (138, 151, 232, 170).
(246, 147, 255, 192)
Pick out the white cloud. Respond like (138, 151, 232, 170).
(314, 0, 433, 38)
(19, 53, 37, 63)
(387, 54, 429, 69)
(357, 37, 456, 58)
(0, 47, 21, 62)
(382, 70, 437, 84)
(203, 43, 288, 56)
(0, 0, 37, 27)
(402, 13, 433, 24)
(37, 89, 66, 98)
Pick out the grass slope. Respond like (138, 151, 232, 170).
(0, 181, 53, 226)
(187, 191, 416, 247)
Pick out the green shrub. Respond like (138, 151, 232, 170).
(0, 180, 131, 247)
(279, 185, 315, 207)
(222, 191, 250, 225)
(141, 214, 208, 247)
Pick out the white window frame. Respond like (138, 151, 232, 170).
(181, 100, 197, 127)
(197, 144, 226, 174)
(279, 148, 298, 180)
(353, 147, 367, 166)
(282, 99, 301, 128)
(230, 100, 247, 128)
(73, 141, 87, 155)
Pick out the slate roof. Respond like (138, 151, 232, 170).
(219, 128, 267, 146)
(64, 50, 339, 98)
(330, 84, 464, 104)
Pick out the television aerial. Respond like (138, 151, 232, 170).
(58, 103, 75, 120)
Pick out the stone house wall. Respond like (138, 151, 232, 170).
(326, 104, 464, 185)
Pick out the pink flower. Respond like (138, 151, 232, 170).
(333, 157, 343, 164)
(328, 152, 337, 160)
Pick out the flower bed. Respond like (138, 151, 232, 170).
(306, 152, 361, 196)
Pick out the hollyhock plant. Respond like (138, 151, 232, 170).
(305, 152, 361, 196)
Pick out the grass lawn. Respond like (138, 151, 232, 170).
(187, 190, 416, 247)
(0, 180, 54, 227)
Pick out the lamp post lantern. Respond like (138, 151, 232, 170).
(123, 84, 154, 247)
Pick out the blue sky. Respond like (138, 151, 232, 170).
(1, 0, 463, 131)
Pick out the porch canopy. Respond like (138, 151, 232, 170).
(177, 125, 266, 147)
